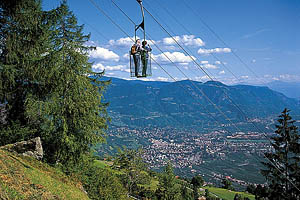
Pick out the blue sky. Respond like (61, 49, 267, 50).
(43, 0, 300, 84)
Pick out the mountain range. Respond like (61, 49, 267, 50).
(262, 81, 300, 99)
(101, 77, 300, 131)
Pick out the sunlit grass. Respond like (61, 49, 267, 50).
(203, 186, 255, 200)
(0, 149, 89, 199)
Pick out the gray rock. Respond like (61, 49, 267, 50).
(2, 137, 43, 160)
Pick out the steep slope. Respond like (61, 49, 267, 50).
(0, 149, 89, 200)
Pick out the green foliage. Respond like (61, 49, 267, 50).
(234, 193, 243, 200)
(113, 148, 152, 197)
(73, 154, 128, 200)
(261, 108, 300, 199)
(0, 121, 35, 146)
(180, 185, 193, 200)
(253, 185, 269, 200)
(0, 0, 109, 166)
(191, 175, 204, 188)
(205, 188, 210, 197)
(0, 0, 53, 141)
(191, 174, 204, 198)
(245, 184, 256, 195)
(222, 178, 234, 191)
(155, 162, 182, 200)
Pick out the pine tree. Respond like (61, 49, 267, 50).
(261, 108, 300, 199)
(156, 162, 181, 200)
(113, 148, 149, 195)
(0, 0, 55, 143)
(1, 0, 109, 166)
(27, 1, 109, 165)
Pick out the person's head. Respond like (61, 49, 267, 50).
(136, 39, 140, 44)
(142, 40, 147, 46)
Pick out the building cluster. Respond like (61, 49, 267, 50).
(106, 126, 273, 185)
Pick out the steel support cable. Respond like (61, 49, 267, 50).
(90, 0, 228, 132)
(142, 4, 300, 192)
(143, 1, 255, 122)
(142, 4, 276, 142)
(148, 0, 241, 82)
(88, 0, 300, 192)
(110, 0, 243, 133)
(143, 1, 279, 145)
(88, 0, 134, 42)
(92, 0, 229, 134)
(143, 7, 212, 79)
(109, 0, 273, 185)
(90, 0, 255, 181)
(148, 0, 266, 122)
(142, 6, 256, 125)
(116, 1, 300, 192)
(143, 6, 256, 122)
(80, 18, 111, 41)
(143, 0, 216, 80)
(181, 0, 261, 81)
(111, 0, 270, 173)
(148, 56, 260, 185)
(147, 35, 243, 133)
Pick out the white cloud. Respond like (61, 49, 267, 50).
(262, 74, 300, 82)
(195, 76, 210, 82)
(241, 75, 249, 79)
(202, 64, 218, 69)
(123, 53, 130, 60)
(157, 77, 169, 81)
(163, 35, 205, 47)
(163, 45, 177, 51)
(89, 47, 119, 61)
(200, 60, 209, 64)
(92, 63, 105, 71)
(153, 51, 195, 64)
(215, 61, 221, 65)
(264, 74, 272, 78)
(147, 39, 157, 45)
(108, 37, 136, 47)
(219, 70, 225, 75)
(179, 62, 189, 66)
(197, 48, 231, 55)
(92, 63, 129, 73)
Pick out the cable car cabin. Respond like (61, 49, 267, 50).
(129, 50, 152, 78)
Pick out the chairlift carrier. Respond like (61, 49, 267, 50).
(129, 0, 152, 78)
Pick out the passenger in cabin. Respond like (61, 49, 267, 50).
(131, 39, 141, 76)
(141, 40, 152, 77)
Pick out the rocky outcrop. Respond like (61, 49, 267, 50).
(1, 137, 43, 160)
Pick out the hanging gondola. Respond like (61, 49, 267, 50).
(129, 0, 152, 78)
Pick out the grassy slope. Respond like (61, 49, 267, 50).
(94, 160, 159, 191)
(0, 149, 89, 200)
(95, 160, 256, 199)
(204, 186, 255, 200)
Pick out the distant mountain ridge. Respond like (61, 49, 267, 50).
(263, 81, 300, 99)
(101, 77, 300, 131)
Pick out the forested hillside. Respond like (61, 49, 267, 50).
(102, 77, 300, 131)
